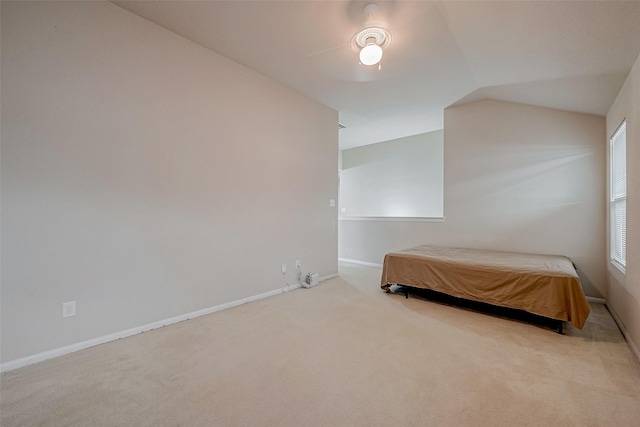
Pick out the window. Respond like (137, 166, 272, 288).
(610, 121, 626, 271)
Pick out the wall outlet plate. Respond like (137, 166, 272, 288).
(62, 301, 76, 318)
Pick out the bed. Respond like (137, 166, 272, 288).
(380, 245, 590, 331)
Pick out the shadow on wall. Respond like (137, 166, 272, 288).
(576, 266, 602, 299)
(448, 145, 598, 213)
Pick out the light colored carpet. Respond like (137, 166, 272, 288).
(1, 263, 639, 426)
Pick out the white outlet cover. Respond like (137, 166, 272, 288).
(330, 199, 336, 207)
(62, 301, 76, 318)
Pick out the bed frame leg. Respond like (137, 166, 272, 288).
(556, 321, 564, 335)
(404, 287, 409, 299)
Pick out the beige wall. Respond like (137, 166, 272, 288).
(606, 53, 640, 356)
(340, 99, 606, 298)
(1, 1, 338, 363)
(339, 130, 444, 218)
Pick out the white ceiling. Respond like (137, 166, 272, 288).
(113, 0, 640, 150)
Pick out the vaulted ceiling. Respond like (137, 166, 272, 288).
(113, 1, 640, 150)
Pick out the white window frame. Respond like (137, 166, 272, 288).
(610, 120, 626, 273)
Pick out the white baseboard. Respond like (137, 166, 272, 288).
(319, 273, 339, 281)
(0, 282, 307, 373)
(338, 258, 383, 268)
(586, 296, 606, 304)
(606, 303, 640, 363)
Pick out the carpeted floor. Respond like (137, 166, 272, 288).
(1, 263, 639, 426)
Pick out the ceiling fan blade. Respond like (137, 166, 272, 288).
(305, 43, 350, 59)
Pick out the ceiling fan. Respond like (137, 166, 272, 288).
(350, 3, 392, 70)
(305, 2, 392, 73)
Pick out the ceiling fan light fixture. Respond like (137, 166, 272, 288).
(351, 27, 391, 67)
(360, 42, 383, 65)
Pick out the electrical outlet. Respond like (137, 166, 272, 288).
(296, 260, 301, 268)
(62, 301, 76, 318)
(281, 263, 287, 275)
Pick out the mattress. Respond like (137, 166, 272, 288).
(380, 245, 591, 329)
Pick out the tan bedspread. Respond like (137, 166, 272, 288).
(380, 245, 590, 329)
